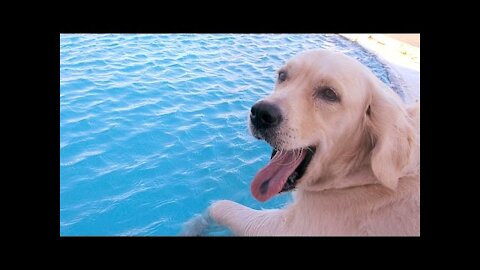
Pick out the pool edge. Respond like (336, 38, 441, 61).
(340, 34, 420, 104)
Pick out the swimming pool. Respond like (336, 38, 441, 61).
(60, 34, 401, 236)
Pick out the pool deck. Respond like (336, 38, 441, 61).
(341, 34, 420, 104)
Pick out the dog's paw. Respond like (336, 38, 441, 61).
(209, 200, 236, 224)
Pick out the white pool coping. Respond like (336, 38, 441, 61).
(340, 34, 420, 104)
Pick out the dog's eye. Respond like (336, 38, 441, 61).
(316, 87, 339, 102)
(278, 71, 287, 82)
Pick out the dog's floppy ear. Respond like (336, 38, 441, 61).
(366, 82, 416, 190)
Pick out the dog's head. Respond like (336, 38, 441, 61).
(249, 49, 418, 202)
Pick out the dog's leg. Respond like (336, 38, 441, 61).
(209, 200, 285, 236)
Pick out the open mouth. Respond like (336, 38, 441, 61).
(250, 146, 316, 202)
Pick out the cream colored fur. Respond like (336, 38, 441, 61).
(209, 49, 420, 236)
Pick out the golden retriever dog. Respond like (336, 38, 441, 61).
(208, 49, 420, 236)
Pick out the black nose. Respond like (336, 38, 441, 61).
(250, 101, 283, 129)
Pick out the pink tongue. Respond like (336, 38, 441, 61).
(251, 150, 307, 202)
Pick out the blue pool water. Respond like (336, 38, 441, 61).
(60, 34, 399, 236)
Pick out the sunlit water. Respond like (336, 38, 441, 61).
(60, 34, 402, 236)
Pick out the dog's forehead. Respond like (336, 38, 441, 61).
(283, 51, 367, 83)
(277, 51, 371, 101)
(289, 50, 354, 69)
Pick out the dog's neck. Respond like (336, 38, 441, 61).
(301, 154, 419, 193)
(302, 165, 380, 192)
